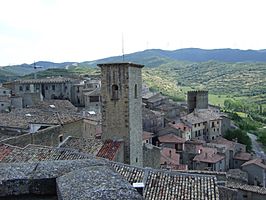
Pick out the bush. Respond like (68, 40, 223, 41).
(224, 129, 252, 152)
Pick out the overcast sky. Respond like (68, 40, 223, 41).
(0, 0, 266, 66)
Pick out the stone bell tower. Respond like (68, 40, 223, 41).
(98, 62, 143, 167)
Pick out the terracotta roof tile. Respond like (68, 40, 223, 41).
(233, 152, 252, 161)
(193, 147, 225, 163)
(158, 134, 186, 144)
(96, 140, 123, 161)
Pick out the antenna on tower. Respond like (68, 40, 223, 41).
(122, 33, 125, 61)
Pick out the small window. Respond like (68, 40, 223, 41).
(59, 135, 63, 143)
(52, 85, 55, 91)
(136, 158, 138, 163)
(111, 84, 119, 100)
(45, 86, 48, 90)
(26, 85, 30, 91)
(19, 86, 23, 91)
(134, 84, 138, 99)
(3, 91, 6, 94)
(1, 104, 4, 107)
(198, 123, 200, 127)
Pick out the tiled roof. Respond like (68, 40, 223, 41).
(226, 181, 266, 195)
(96, 140, 123, 160)
(0, 144, 15, 161)
(0, 144, 91, 163)
(159, 134, 186, 144)
(181, 109, 222, 124)
(0, 107, 82, 129)
(241, 158, 266, 169)
(33, 100, 77, 112)
(193, 147, 225, 163)
(210, 137, 236, 151)
(233, 152, 252, 161)
(0, 142, 220, 199)
(169, 122, 191, 131)
(59, 137, 103, 155)
(111, 162, 219, 200)
(60, 137, 122, 161)
(15, 77, 73, 84)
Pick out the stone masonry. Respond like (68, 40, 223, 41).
(98, 63, 143, 167)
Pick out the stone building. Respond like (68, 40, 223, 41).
(99, 62, 143, 167)
(187, 90, 208, 113)
(0, 86, 11, 112)
(241, 158, 266, 187)
(6, 77, 75, 107)
(181, 109, 222, 141)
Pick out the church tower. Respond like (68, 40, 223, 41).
(98, 62, 143, 167)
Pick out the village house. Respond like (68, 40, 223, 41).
(193, 146, 226, 171)
(241, 158, 266, 188)
(181, 109, 223, 141)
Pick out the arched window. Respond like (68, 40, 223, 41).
(112, 84, 119, 100)
(134, 84, 138, 99)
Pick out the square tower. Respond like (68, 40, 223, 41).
(98, 62, 143, 167)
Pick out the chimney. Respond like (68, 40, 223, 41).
(169, 150, 172, 158)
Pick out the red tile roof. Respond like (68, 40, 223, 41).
(169, 122, 191, 131)
(96, 140, 123, 161)
(193, 147, 225, 163)
(158, 134, 186, 144)
(0, 144, 15, 161)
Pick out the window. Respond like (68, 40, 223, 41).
(217, 121, 219, 125)
(90, 96, 100, 102)
(212, 122, 215, 127)
(111, 84, 119, 100)
(19, 86, 23, 91)
(45, 86, 48, 90)
(198, 123, 200, 127)
(3, 91, 6, 94)
(52, 85, 55, 91)
(26, 85, 30, 91)
(1, 104, 4, 107)
(136, 158, 138, 163)
(134, 84, 138, 99)
(59, 135, 63, 143)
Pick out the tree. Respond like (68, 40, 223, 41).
(224, 129, 252, 152)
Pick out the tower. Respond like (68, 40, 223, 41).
(187, 90, 208, 113)
(98, 62, 144, 167)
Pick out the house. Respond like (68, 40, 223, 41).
(168, 122, 192, 141)
(193, 147, 226, 171)
(181, 109, 223, 141)
(242, 158, 266, 187)
(210, 137, 247, 170)
(158, 133, 186, 152)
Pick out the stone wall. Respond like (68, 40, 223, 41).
(0, 120, 84, 148)
(143, 143, 161, 169)
(218, 186, 238, 200)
